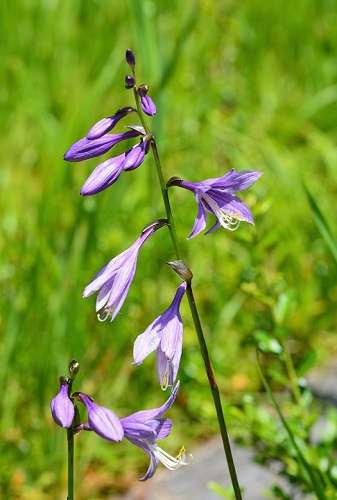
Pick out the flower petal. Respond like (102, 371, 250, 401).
(76, 393, 124, 442)
(188, 201, 208, 239)
(80, 156, 125, 196)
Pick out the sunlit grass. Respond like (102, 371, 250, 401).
(1, 0, 336, 497)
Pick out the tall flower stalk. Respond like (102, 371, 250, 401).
(58, 48, 262, 499)
(127, 51, 250, 499)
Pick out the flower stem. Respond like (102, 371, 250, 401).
(132, 84, 242, 499)
(186, 282, 243, 499)
(67, 424, 75, 500)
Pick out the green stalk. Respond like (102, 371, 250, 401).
(132, 80, 242, 500)
(256, 349, 327, 499)
(67, 424, 74, 500)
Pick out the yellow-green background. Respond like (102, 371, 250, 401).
(1, 0, 336, 498)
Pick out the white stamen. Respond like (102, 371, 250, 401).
(148, 443, 193, 471)
(203, 193, 242, 231)
(97, 307, 114, 322)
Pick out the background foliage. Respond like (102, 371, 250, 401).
(1, 0, 336, 498)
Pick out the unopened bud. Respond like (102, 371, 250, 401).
(69, 359, 80, 379)
(167, 260, 193, 282)
(125, 74, 136, 89)
(126, 49, 136, 68)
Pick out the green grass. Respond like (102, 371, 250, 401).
(1, 0, 337, 497)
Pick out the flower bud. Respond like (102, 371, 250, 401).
(125, 74, 136, 89)
(167, 260, 193, 282)
(73, 392, 124, 442)
(126, 49, 136, 68)
(50, 376, 74, 428)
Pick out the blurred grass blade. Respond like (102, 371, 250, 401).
(256, 349, 327, 500)
(302, 182, 337, 264)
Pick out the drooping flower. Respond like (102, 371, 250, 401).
(120, 381, 191, 481)
(80, 138, 148, 196)
(50, 377, 75, 429)
(168, 169, 262, 238)
(73, 392, 124, 442)
(133, 282, 187, 389)
(83, 220, 167, 322)
(64, 129, 141, 162)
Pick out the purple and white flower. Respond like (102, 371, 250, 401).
(83, 221, 166, 322)
(120, 381, 191, 480)
(168, 168, 262, 238)
(74, 382, 191, 481)
(133, 282, 187, 389)
(50, 377, 74, 429)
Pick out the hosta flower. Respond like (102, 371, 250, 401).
(86, 106, 138, 140)
(64, 130, 141, 162)
(73, 392, 124, 442)
(168, 169, 262, 238)
(80, 138, 148, 196)
(83, 221, 167, 322)
(50, 377, 74, 428)
(133, 282, 187, 389)
(120, 381, 191, 481)
(139, 89, 156, 116)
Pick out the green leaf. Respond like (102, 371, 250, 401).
(254, 330, 283, 354)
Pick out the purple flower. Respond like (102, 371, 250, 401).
(50, 377, 74, 428)
(133, 282, 187, 389)
(73, 392, 124, 442)
(86, 106, 138, 140)
(168, 168, 262, 238)
(120, 381, 191, 481)
(83, 221, 166, 322)
(139, 89, 156, 116)
(64, 130, 141, 162)
(80, 138, 148, 196)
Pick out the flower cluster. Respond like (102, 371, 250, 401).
(51, 378, 191, 480)
(53, 49, 262, 482)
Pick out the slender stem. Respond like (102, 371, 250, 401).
(132, 78, 242, 499)
(186, 282, 242, 499)
(282, 341, 302, 405)
(67, 424, 75, 500)
(256, 350, 327, 499)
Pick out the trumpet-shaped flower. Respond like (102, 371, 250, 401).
(133, 282, 187, 389)
(168, 169, 262, 238)
(73, 392, 124, 442)
(74, 382, 191, 481)
(120, 381, 191, 481)
(83, 221, 166, 322)
(50, 377, 74, 429)
(80, 139, 148, 196)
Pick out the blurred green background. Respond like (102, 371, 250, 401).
(1, 0, 337, 498)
